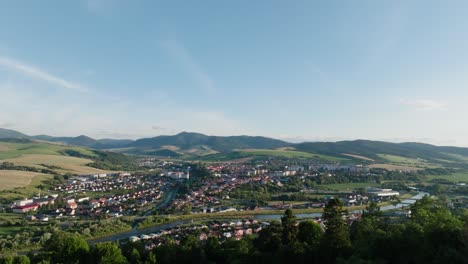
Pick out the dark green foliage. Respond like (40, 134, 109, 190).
(0, 255, 13, 264)
(131, 132, 290, 153)
(255, 221, 282, 253)
(0, 161, 57, 174)
(87, 150, 137, 170)
(12, 256, 30, 264)
(145, 149, 181, 157)
(43, 232, 89, 264)
(91, 242, 127, 264)
(281, 209, 298, 245)
(11, 202, 468, 264)
(60, 149, 137, 170)
(297, 220, 323, 248)
(322, 198, 351, 258)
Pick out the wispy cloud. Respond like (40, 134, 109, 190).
(84, 0, 113, 14)
(0, 56, 89, 93)
(161, 39, 215, 93)
(399, 98, 446, 111)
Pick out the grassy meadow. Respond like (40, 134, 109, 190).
(0, 141, 109, 195)
(0, 170, 48, 190)
(202, 149, 350, 162)
(4, 154, 106, 175)
(321, 182, 381, 191)
(424, 172, 468, 183)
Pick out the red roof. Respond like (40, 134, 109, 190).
(13, 204, 39, 210)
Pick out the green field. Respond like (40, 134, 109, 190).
(0, 142, 96, 160)
(425, 172, 468, 183)
(378, 154, 427, 165)
(0, 226, 25, 236)
(242, 149, 315, 158)
(443, 153, 468, 163)
(321, 182, 380, 191)
(377, 154, 441, 169)
(0, 141, 110, 195)
(201, 149, 349, 162)
(0, 173, 54, 199)
(242, 149, 349, 161)
(0, 141, 110, 177)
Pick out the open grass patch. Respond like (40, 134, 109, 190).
(0, 226, 25, 236)
(0, 142, 96, 160)
(0, 173, 54, 199)
(424, 172, 468, 183)
(202, 149, 349, 162)
(4, 154, 110, 175)
(321, 182, 380, 191)
(369, 163, 424, 171)
(0, 170, 48, 190)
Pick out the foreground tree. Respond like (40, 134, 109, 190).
(44, 232, 89, 264)
(322, 198, 351, 260)
(281, 209, 298, 245)
(91, 242, 128, 264)
(255, 221, 282, 252)
(297, 220, 323, 248)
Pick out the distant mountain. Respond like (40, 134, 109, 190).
(0, 128, 133, 149)
(130, 132, 291, 153)
(33, 135, 96, 148)
(295, 140, 468, 164)
(3, 128, 468, 164)
(0, 129, 289, 155)
(33, 135, 133, 149)
(0, 128, 29, 139)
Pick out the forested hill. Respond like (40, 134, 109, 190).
(295, 140, 468, 163)
(0, 129, 291, 154)
(3, 128, 468, 164)
(130, 132, 291, 152)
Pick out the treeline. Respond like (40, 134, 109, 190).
(0, 162, 58, 175)
(2, 196, 467, 263)
(60, 149, 137, 171)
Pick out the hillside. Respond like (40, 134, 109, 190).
(0, 129, 291, 157)
(0, 139, 135, 175)
(0, 128, 29, 139)
(294, 140, 468, 167)
(128, 132, 291, 156)
(3, 128, 468, 167)
(32, 135, 133, 149)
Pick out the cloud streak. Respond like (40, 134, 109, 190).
(399, 98, 446, 111)
(0, 56, 89, 93)
(161, 39, 215, 93)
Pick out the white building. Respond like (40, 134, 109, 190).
(14, 199, 34, 207)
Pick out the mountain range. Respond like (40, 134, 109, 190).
(2, 128, 468, 165)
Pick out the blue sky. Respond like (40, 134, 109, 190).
(1, 1, 468, 146)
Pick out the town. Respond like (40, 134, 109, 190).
(7, 160, 405, 223)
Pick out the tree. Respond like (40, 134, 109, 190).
(91, 242, 128, 264)
(145, 252, 157, 264)
(362, 202, 382, 219)
(13, 256, 30, 264)
(297, 220, 323, 248)
(44, 232, 89, 264)
(321, 198, 351, 259)
(0, 256, 14, 264)
(182, 203, 192, 215)
(281, 209, 298, 245)
(128, 248, 142, 264)
(255, 221, 282, 252)
(204, 236, 222, 262)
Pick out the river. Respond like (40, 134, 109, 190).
(87, 192, 430, 245)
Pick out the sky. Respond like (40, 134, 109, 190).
(1, 1, 468, 146)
